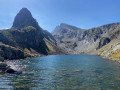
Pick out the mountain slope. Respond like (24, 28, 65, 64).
(52, 23, 120, 54)
(96, 25, 120, 61)
(0, 8, 65, 59)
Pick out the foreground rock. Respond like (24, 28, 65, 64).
(0, 63, 22, 74)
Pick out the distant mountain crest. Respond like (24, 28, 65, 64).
(52, 23, 120, 54)
(60, 23, 81, 30)
(12, 8, 40, 29)
(52, 23, 83, 36)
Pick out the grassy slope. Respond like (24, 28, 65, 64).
(95, 25, 120, 61)
(0, 42, 24, 59)
(0, 26, 65, 59)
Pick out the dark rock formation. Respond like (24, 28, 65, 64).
(12, 8, 40, 29)
(0, 43, 24, 59)
(0, 63, 8, 71)
(97, 37, 110, 49)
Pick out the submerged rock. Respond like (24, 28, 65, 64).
(6, 68, 16, 73)
(74, 70, 84, 73)
(92, 69, 102, 74)
(14, 86, 30, 90)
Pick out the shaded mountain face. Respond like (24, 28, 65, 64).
(0, 8, 64, 59)
(52, 23, 120, 54)
(12, 8, 40, 29)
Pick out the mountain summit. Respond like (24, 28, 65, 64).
(12, 8, 40, 29)
(0, 8, 65, 60)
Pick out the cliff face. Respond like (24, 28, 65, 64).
(0, 8, 64, 60)
(0, 43, 24, 60)
(52, 23, 120, 54)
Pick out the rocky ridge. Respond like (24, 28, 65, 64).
(52, 23, 120, 56)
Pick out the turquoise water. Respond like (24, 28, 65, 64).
(0, 55, 120, 89)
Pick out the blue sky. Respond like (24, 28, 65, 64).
(0, 0, 120, 32)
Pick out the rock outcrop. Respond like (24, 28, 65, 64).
(95, 25, 120, 61)
(12, 8, 40, 29)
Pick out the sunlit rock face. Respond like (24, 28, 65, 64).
(52, 23, 120, 54)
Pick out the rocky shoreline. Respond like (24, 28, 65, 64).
(0, 56, 23, 74)
(0, 62, 22, 74)
(97, 55, 120, 64)
(105, 57, 120, 64)
(0, 54, 119, 74)
(0, 54, 47, 74)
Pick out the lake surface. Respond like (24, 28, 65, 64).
(0, 55, 120, 89)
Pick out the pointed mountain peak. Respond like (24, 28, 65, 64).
(18, 8, 32, 15)
(60, 23, 68, 26)
(20, 8, 29, 11)
(12, 8, 40, 29)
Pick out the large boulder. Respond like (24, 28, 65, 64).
(0, 63, 8, 71)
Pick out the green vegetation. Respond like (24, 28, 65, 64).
(24, 48, 31, 57)
(48, 36, 56, 44)
(45, 41, 55, 52)
(24, 26, 36, 32)
(0, 42, 24, 59)
(96, 38, 120, 61)
(2, 30, 11, 36)
(111, 50, 120, 60)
